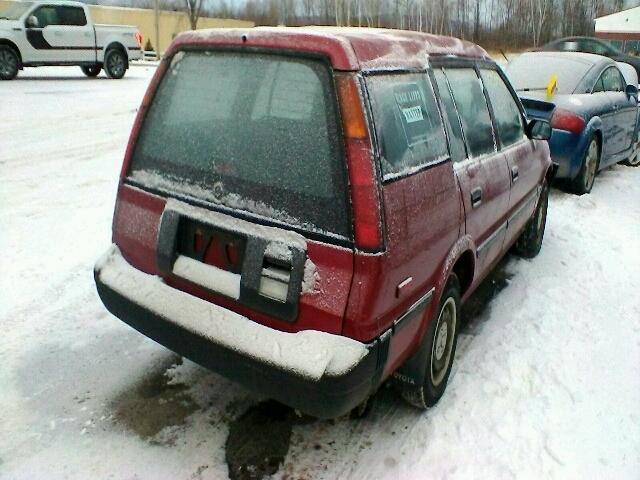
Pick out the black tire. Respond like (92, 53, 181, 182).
(395, 275, 461, 409)
(513, 181, 549, 259)
(0, 45, 19, 81)
(571, 136, 599, 195)
(81, 65, 101, 77)
(104, 49, 127, 79)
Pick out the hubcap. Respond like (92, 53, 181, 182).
(435, 322, 448, 360)
(108, 53, 125, 76)
(430, 297, 457, 387)
(0, 50, 17, 77)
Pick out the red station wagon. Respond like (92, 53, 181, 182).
(95, 27, 554, 418)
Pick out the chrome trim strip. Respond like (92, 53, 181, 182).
(476, 222, 507, 258)
(393, 287, 435, 333)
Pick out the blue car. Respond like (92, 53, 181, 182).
(506, 51, 639, 194)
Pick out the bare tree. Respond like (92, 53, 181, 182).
(184, 0, 204, 29)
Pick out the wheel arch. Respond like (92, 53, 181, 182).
(0, 39, 22, 67)
(104, 41, 129, 61)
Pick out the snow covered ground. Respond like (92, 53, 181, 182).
(1, 65, 639, 480)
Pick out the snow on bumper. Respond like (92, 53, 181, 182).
(94, 245, 367, 382)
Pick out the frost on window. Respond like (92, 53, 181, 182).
(128, 51, 352, 241)
(367, 74, 448, 179)
(480, 69, 525, 148)
(444, 68, 496, 158)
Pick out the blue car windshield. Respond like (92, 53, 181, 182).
(506, 54, 593, 94)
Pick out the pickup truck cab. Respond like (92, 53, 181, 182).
(0, 0, 142, 80)
(94, 27, 554, 418)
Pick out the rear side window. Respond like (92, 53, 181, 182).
(433, 69, 467, 162)
(480, 69, 525, 148)
(444, 68, 496, 157)
(129, 51, 351, 240)
(602, 67, 624, 92)
(366, 74, 448, 179)
(58, 6, 87, 26)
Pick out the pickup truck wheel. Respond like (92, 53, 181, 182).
(104, 49, 127, 79)
(395, 275, 460, 409)
(0, 46, 19, 81)
(81, 65, 101, 77)
(513, 181, 549, 259)
(572, 137, 599, 195)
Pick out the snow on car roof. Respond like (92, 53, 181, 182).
(170, 26, 490, 71)
(519, 50, 615, 67)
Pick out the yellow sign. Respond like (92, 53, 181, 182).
(546, 75, 558, 99)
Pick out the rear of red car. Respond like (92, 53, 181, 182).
(94, 30, 389, 418)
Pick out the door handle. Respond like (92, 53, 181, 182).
(54, 31, 63, 36)
(511, 166, 519, 182)
(471, 187, 482, 208)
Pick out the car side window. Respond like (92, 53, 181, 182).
(480, 69, 526, 148)
(31, 6, 60, 27)
(58, 6, 87, 26)
(366, 73, 449, 179)
(602, 67, 624, 92)
(443, 67, 496, 158)
(433, 69, 467, 163)
(592, 77, 605, 93)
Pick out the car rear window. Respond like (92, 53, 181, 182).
(366, 73, 448, 180)
(506, 53, 593, 94)
(128, 51, 352, 241)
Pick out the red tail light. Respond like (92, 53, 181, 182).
(119, 59, 169, 179)
(336, 74, 384, 252)
(135, 31, 143, 49)
(550, 108, 585, 135)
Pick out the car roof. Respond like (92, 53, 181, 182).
(519, 50, 615, 68)
(31, 0, 86, 7)
(170, 26, 490, 71)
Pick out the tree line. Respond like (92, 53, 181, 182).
(86, 0, 634, 50)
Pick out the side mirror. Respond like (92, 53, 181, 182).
(626, 83, 638, 99)
(526, 119, 552, 141)
(26, 15, 39, 28)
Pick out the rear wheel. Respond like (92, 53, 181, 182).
(513, 181, 549, 259)
(81, 65, 101, 77)
(395, 275, 460, 409)
(104, 49, 127, 79)
(0, 46, 19, 81)
(571, 137, 599, 195)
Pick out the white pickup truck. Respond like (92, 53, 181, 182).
(0, 0, 142, 80)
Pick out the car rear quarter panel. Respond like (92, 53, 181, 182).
(343, 162, 462, 369)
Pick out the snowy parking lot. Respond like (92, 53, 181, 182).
(1, 65, 639, 479)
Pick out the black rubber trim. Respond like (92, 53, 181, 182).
(95, 270, 386, 419)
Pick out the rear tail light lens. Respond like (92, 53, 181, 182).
(550, 108, 586, 134)
(135, 31, 143, 49)
(336, 74, 384, 252)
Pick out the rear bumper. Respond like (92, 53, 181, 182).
(94, 245, 385, 418)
